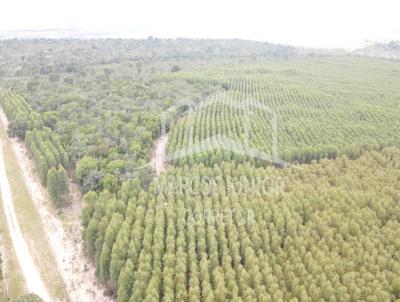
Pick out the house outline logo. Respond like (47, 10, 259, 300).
(160, 92, 290, 167)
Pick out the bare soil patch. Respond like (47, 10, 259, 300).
(150, 134, 168, 176)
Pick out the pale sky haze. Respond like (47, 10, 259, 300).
(0, 0, 399, 49)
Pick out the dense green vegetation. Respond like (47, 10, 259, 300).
(82, 147, 400, 301)
(1, 40, 400, 301)
(0, 90, 70, 206)
(0, 89, 43, 139)
(47, 165, 69, 208)
(168, 57, 400, 165)
(25, 128, 69, 184)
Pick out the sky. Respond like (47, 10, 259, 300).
(0, 0, 399, 49)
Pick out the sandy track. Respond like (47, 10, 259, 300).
(0, 108, 113, 302)
(150, 134, 168, 176)
(0, 240, 9, 295)
(0, 140, 51, 302)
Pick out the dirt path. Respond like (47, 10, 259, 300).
(0, 140, 51, 302)
(0, 239, 8, 295)
(0, 108, 113, 302)
(150, 134, 168, 176)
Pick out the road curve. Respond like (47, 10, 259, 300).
(0, 140, 51, 302)
(151, 134, 168, 176)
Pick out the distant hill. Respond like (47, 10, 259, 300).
(354, 41, 400, 59)
(0, 28, 343, 59)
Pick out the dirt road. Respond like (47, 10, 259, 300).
(0, 140, 51, 302)
(0, 108, 113, 302)
(150, 134, 168, 176)
(9, 138, 113, 302)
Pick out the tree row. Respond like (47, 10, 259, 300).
(82, 147, 400, 301)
